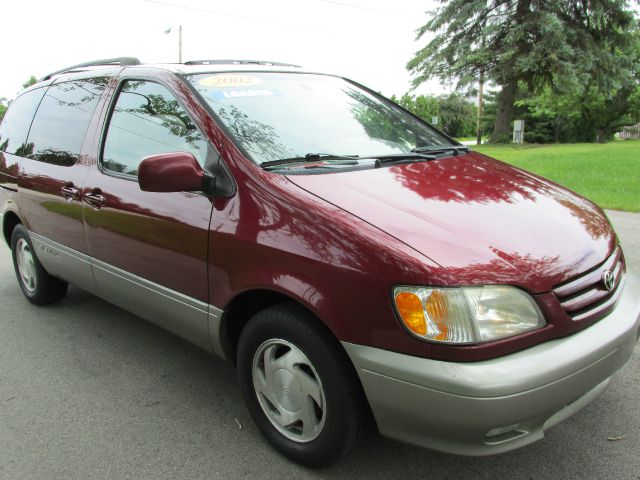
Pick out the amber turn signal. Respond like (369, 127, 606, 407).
(394, 291, 427, 335)
(393, 285, 545, 344)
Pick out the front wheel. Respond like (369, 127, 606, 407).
(237, 303, 371, 467)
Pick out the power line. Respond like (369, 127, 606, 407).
(315, 0, 411, 17)
(144, 0, 268, 23)
(142, 0, 325, 32)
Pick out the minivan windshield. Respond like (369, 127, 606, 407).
(187, 72, 454, 166)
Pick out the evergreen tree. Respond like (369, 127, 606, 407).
(407, 0, 638, 142)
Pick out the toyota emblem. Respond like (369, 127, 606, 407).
(602, 270, 615, 292)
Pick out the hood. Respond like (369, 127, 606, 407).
(287, 152, 616, 293)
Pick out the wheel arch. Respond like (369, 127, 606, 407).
(2, 209, 23, 246)
(219, 287, 340, 363)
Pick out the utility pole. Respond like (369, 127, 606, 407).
(476, 70, 484, 145)
(165, 25, 183, 63)
(178, 25, 183, 63)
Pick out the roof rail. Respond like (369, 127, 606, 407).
(184, 59, 301, 68)
(39, 57, 142, 82)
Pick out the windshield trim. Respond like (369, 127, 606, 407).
(341, 76, 462, 149)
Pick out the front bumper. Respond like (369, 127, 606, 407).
(343, 270, 640, 456)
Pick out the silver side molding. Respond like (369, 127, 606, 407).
(30, 232, 97, 295)
(29, 231, 227, 360)
(208, 308, 226, 359)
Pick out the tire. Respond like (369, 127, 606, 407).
(11, 224, 68, 305)
(237, 303, 371, 467)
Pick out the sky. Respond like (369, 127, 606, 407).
(2, 0, 449, 101)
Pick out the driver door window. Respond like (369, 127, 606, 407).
(102, 80, 207, 176)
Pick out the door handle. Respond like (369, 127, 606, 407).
(60, 183, 81, 202)
(83, 189, 107, 209)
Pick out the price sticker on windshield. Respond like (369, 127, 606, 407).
(210, 89, 279, 99)
(198, 75, 263, 88)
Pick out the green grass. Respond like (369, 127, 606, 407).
(454, 136, 488, 143)
(454, 136, 476, 142)
(473, 141, 640, 212)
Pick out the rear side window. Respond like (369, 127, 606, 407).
(26, 78, 108, 166)
(102, 80, 207, 177)
(0, 87, 46, 156)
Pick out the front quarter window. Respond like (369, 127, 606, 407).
(187, 72, 452, 166)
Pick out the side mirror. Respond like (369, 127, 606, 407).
(138, 152, 206, 193)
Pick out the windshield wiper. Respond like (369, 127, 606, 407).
(262, 150, 448, 170)
(357, 152, 436, 166)
(411, 145, 470, 156)
(261, 153, 360, 170)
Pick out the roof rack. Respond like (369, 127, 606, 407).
(39, 57, 142, 82)
(184, 59, 301, 68)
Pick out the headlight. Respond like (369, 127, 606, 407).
(393, 286, 545, 344)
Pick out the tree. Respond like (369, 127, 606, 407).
(437, 94, 477, 137)
(629, 86, 640, 124)
(391, 92, 477, 137)
(517, 27, 640, 143)
(392, 93, 439, 123)
(0, 97, 7, 123)
(414, 95, 440, 123)
(579, 28, 640, 142)
(22, 76, 37, 89)
(407, 0, 638, 142)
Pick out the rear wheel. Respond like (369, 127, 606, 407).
(11, 225, 68, 305)
(237, 303, 371, 467)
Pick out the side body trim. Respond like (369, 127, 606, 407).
(30, 231, 96, 294)
(208, 309, 226, 358)
(28, 231, 227, 359)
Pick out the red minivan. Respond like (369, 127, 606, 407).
(1, 58, 639, 467)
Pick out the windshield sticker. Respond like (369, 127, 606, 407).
(198, 75, 263, 88)
(210, 89, 280, 100)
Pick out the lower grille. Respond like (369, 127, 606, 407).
(553, 246, 625, 322)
